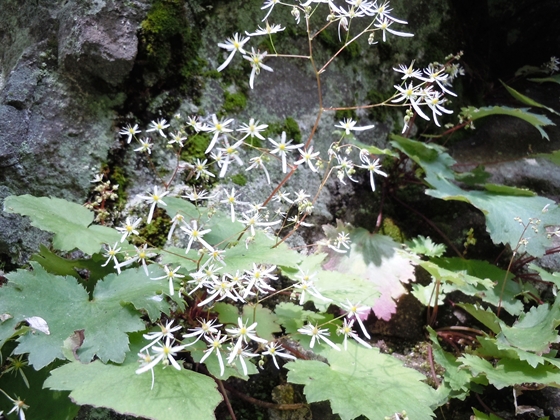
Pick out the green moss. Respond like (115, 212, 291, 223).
(136, 210, 171, 248)
(222, 91, 247, 114)
(137, 0, 202, 97)
(108, 166, 130, 210)
(264, 117, 302, 144)
(334, 109, 357, 122)
(231, 173, 247, 186)
(181, 133, 210, 161)
(365, 89, 391, 121)
(380, 217, 405, 242)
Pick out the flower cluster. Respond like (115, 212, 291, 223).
(392, 57, 464, 131)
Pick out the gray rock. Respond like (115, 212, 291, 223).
(57, 0, 141, 86)
(0, 0, 149, 264)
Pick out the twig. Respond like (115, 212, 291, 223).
(222, 383, 307, 411)
(216, 378, 237, 420)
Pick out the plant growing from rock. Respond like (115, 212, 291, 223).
(2, 2, 560, 420)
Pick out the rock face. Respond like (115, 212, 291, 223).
(0, 0, 149, 264)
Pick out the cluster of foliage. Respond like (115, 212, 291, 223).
(1, 1, 560, 419)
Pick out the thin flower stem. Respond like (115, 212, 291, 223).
(223, 383, 308, 411)
(318, 23, 375, 74)
(216, 379, 237, 420)
(427, 345, 440, 387)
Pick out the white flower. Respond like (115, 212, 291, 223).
(197, 276, 241, 306)
(183, 318, 223, 345)
(374, 17, 413, 42)
(220, 187, 248, 223)
(217, 33, 251, 72)
(242, 264, 278, 298)
(141, 320, 183, 352)
(117, 244, 157, 276)
(137, 186, 169, 224)
(137, 351, 156, 389)
(167, 213, 185, 241)
(216, 139, 244, 178)
(297, 323, 340, 351)
(192, 158, 215, 179)
(116, 216, 141, 242)
(239, 211, 281, 236)
(119, 123, 141, 143)
(246, 21, 285, 37)
(101, 242, 122, 274)
(180, 220, 214, 254)
(340, 299, 371, 339)
(294, 146, 320, 172)
(135, 336, 186, 374)
(245, 156, 271, 184)
(206, 115, 235, 153)
(263, 342, 296, 369)
(358, 153, 388, 192)
(337, 318, 372, 350)
(199, 332, 228, 377)
(146, 118, 170, 138)
(419, 64, 457, 97)
(237, 118, 268, 140)
(391, 82, 430, 121)
(424, 91, 453, 127)
(226, 317, 268, 352)
(269, 132, 303, 173)
(168, 132, 187, 147)
(261, 0, 280, 22)
(243, 47, 273, 89)
(293, 270, 331, 304)
(335, 118, 375, 135)
(0, 389, 29, 420)
(393, 61, 423, 80)
(134, 137, 153, 154)
(151, 265, 185, 296)
(226, 345, 258, 376)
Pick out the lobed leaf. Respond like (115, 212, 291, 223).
(286, 342, 438, 419)
(0, 264, 168, 369)
(45, 360, 222, 420)
(3, 195, 121, 254)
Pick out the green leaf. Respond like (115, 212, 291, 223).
(286, 342, 438, 419)
(96, 267, 180, 322)
(0, 264, 151, 369)
(427, 258, 523, 315)
(159, 196, 201, 221)
(460, 354, 560, 389)
(536, 150, 560, 166)
(500, 80, 559, 115)
(214, 302, 240, 326)
(454, 165, 491, 186)
(223, 230, 302, 273)
(242, 304, 281, 341)
(497, 302, 560, 353)
(462, 105, 555, 140)
(3, 195, 121, 254)
(274, 302, 322, 335)
(406, 235, 446, 257)
(528, 263, 560, 289)
(392, 136, 560, 257)
(472, 408, 505, 420)
(529, 74, 560, 84)
(457, 304, 501, 334)
(45, 360, 222, 420)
